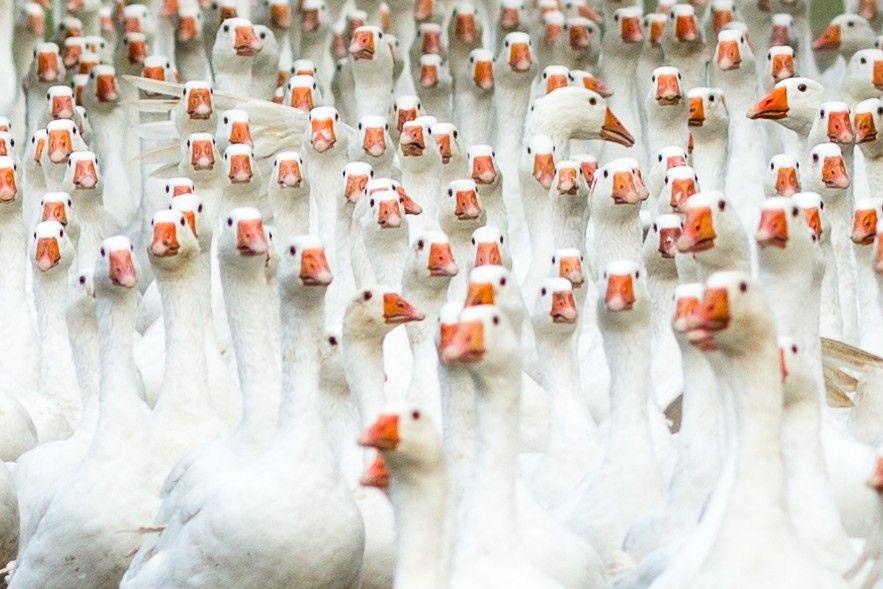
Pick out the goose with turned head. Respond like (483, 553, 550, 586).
(656, 164, 699, 215)
(843, 48, 883, 107)
(677, 191, 752, 280)
(646, 146, 688, 211)
(398, 116, 442, 236)
(687, 87, 729, 193)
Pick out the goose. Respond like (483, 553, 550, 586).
(855, 97, 883, 196)
(349, 115, 396, 178)
(559, 260, 666, 565)
(764, 153, 801, 197)
(446, 2, 482, 83)
(531, 65, 571, 101)
(646, 146, 688, 212)
(295, 0, 332, 86)
(358, 190, 409, 287)
(112, 33, 148, 80)
(267, 151, 310, 242)
(804, 142, 858, 345)
(415, 53, 452, 120)
(389, 93, 421, 143)
(173, 5, 213, 82)
(23, 43, 65, 141)
(401, 229, 458, 426)
(707, 0, 736, 40)
(519, 133, 557, 278)
(37, 191, 79, 247)
(442, 304, 605, 588)
(349, 25, 393, 120)
(851, 199, 883, 355)
(636, 12, 666, 127)
(41, 119, 87, 194)
(123, 236, 365, 589)
(468, 225, 513, 273)
(453, 48, 495, 147)
(762, 45, 796, 92)
(528, 277, 602, 509)
(644, 66, 689, 165)
(358, 408, 450, 588)
(843, 48, 883, 107)
(468, 145, 506, 240)
(675, 271, 851, 589)
(687, 87, 728, 193)
(812, 14, 875, 99)
(657, 164, 700, 215)
(410, 22, 445, 69)
(329, 161, 372, 317)
(211, 17, 262, 95)
(341, 286, 425, 589)
(398, 116, 442, 235)
(439, 178, 486, 297)
(250, 24, 279, 100)
(556, 16, 601, 72)
(660, 3, 706, 90)
(11, 2, 45, 91)
(536, 10, 565, 68)
(550, 159, 589, 252)
(282, 74, 321, 113)
(10, 235, 155, 589)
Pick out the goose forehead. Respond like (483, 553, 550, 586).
(301, 0, 323, 10)
(686, 190, 724, 208)
(717, 29, 742, 43)
(229, 207, 262, 223)
(855, 197, 883, 211)
(470, 48, 493, 61)
(723, 21, 748, 34)
(144, 55, 169, 68)
(293, 59, 316, 71)
(556, 159, 578, 170)
(71, 74, 89, 87)
(707, 269, 749, 289)
(419, 22, 441, 33)
(152, 209, 183, 224)
(222, 17, 252, 28)
(469, 264, 508, 282)
(544, 65, 570, 76)
(430, 122, 456, 135)
(309, 106, 338, 121)
(602, 159, 636, 175)
(616, 6, 642, 18)
(68, 150, 97, 163)
(554, 247, 581, 258)
(224, 109, 249, 123)
(542, 277, 573, 292)
(189, 132, 214, 143)
(811, 142, 842, 157)
(468, 144, 494, 157)
(371, 190, 399, 203)
(275, 150, 302, 164)
(102, 234, 133, 251)
(414, 115, 437, 128)
(770, 153, 798, 166)
(439, 301, 464, 323)
(288, 234, 323, 249)
(360, 115, 386, 128)
(672, 3, 695, 16)
(36, 41, 60, 53)
(711, 0, 734, 8)
(47, 119, 77, 132)
(793, 191, 822, 208)
(449, 178, 477, 191)
(769, 45, 794, 57)
(225, 143, 252, 157)
(92, 64, 116, 77)
(42, 191, 71, 203)
(604, 259, 639, 275)
(567, 16, 594, 29)
(471, 225, 501, 241)
(821, 101, 849, 113)
(23, 3, 43, 15)
(505, 31, 531, 44)
(123, 31, 146, 42)
(48, 86, 73, 97)
(544, 11, 564, 24)
(366, 178, 394, 191)
(675, 282, 705, 299)
(666, 165, 696, 179)
(653, 66, 680, 77)
(420, 53, 443, 66)
(762, 196, 793, 211)
(35, 220, 65, 237)
(655, 213, 681, 228)
(396, 94, 420, 108)
(354, 24, 382, 36)
(417, 229, 450, 244)
(65, 37, 86, 48)
(123, 4, 147, 16)
(289, 75, 315, 88)
(575, 153, 598, 164)
(459, 303, 501, 323)
(454, 3, 476, 14)
(172, 194, 201, 211)
(646, 12, 666, 24)
(856, 98, 882, 115)
(179, 5, 201, 17)
(345, 161, 372, 175)
(166, 176, 194, 188)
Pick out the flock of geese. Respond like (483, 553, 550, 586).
(1, 0, 883, 586)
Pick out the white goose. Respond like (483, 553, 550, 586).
(687, 87, 729, 193)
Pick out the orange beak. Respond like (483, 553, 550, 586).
(775, 167, 799, 196)
(47, 129, 73, 163)
(454, 189, 481, 220)
(678, 207, 716, 252)
(62, 43, 82, 67)
(234, 25, 261, 56)
(717, 40, 741, 70)
(827, 111, 854, 144)
(474, 242, 502, 267)
(228, 154, 253, 183)
(605, 274, 635, 311)
(471, 155, 497, 184)
(545, 74, 568, 94)
(658, 226, 681, 258)
(108, 249, 137, 287)
(97, 74, 118, 102)
(855, 112, 878, 144)
(557, 166, 579, 194)
(675, 14, 698, 42)
(236, 218, 268, 255)
(177, 15, 197, 41)
(171, 183, 192, 197)
(747, 85, 788, 119)
(713, 9, 734, 32)
(421, 30, 441, 54)
(420, 64, 438, 87)
(428, 242, 458, 276)
(579, 74, 612, 97)
(812, 24, 840, 50)
(569, 25, 591, 50)
(601, 108, 635, 146)
(383, 292, 425, 323)
(344, 174, 368, 202)
(473, 60, 494, 90)
(441, 319, 485, 363)
(620, 16, 643, 43)
(770, 53, 795, 82)
(358, 414, 399, 449)
(362, 126, 386, 157)
(0, 167, 16, 201)
(299, 248, 332, 285)
(73, 159, 98, 188)
(123, 16, 142, 33)
(33, 135, 46, 163)
(673, 295, 701, 331)
(822, 156, 850, 189)
(78, 57, 98, 76)
(186, 88, 212, 119)
(533, 154, 556, 189)
(228, 121, 252, 145)
(142, 65, 166, 81)
(127, 38, 147, 64)
(455, 13, 476, 43)
(397, 186, 423, 215)
(756, 208, 789, 248)
(151, 222, 180, 256)
(359, 453, 389, 489)
(350, 30, 375, 59)
(37, 52, 60, 82)
(301, 9, 319, 32)
(35, 237, 61, 271)
(310, 118, 336, 152)
(551, 290, 578, 323)
(611, 170, 641, 204)
(803, 207, 823, 238)
(655, 74, 681, 104)
(377, 199, 403, 228)
(872, 61, 883, 91)
(51, 95, 74, 120)
(270, 3, 292, 28)
(669, 178, 697, 211)
(290, 86, 313, 111)
(397, 107, 418, 133)
(0, 139, 6, 157)
(579, 160, 598, 183)
(508, 42, 532, 72)
(696, 287, 729, 331)
(544, 23, 562, 47)
(500, 7, 519, 29)
(27, 13, 45, 36)
(770, 24, 791, 47)
(649, 19, 664, 45)
(160, 0, 178, 17)
(277, 159, 302, 187)
(667, 154, 687, 169)
(559, 256, 584, 286)
(852, 209, 878, 244)
(414, 0, 433, 20)
(191, 140, 214, 170)
(219, 5, 237, 20)
(41, 200, 67, 225)
(464, 282, 494, 306)
(688, 96, 705, 126)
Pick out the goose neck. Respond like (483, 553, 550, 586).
(66, 299, 100, 431)
(276, 295, 326, 435)
(73, 190, 104, 269)
(439, 362, 475, 502)
(0, 207, 26, 305)
(342, 334, 386, 427)
(602, 323, 654, 450)
(35, 267, 80, 413)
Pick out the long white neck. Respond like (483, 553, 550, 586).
(439, 360, 476, 508)
(691, 127, 728, 192)
(0, 208, 27, 309)
(92, 108, 141, 229)
(65, 297, 100, 434)
(343, 333, 387, 431)
(0, 2, 15, 115)
(73, 189, 106, 274)
(403, 285, 447, 427)
(820, 190, 859, 343)
(365, 232, 406, 287)
(34, 265, 82, 420)
(588, 208, 643, 273)
(477, 181, 507, 237)
(214, 58, 253, 94)
(270, 186, 311, 243)
(306, 146, 347, 256)
(352, 60, 393, 120)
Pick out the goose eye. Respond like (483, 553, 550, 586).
(328, 336, 338, 345)
(180, 217, 186, 226)
(739, 281, 747, 292)
(798, 83, 807, 92)
(227, 217, 233, 226)
(471, 238, 475, 245)
(447, 189, 453, 197)
(223, 25, 229, 32)
(792, 207, 799, 217)
(100, 247, 105, 256)
(541, 287, 547, 296)
(500, 277, 506, 285)
(369, 199, 374, 207)
(500, 236, 504, 244)
(635, 270, 640, 278)
(812, 153, 819, 162)
(411, 410, 420, 420)
(878, 107, 883, 115)
(492, 315, 500, 325)
(223, 117, 228, 124)
(771, 163, 775, 170)
(79, 275, 86, 285)
(652, 223, 657, 231)
(658, 155, 663, 162)
(417, 239, 424, 249)
(791, 344, 798, 353)
(198, 204, 203, 213)
(820, 110, 825, 118)
(862, 57, 867, 64)
(718, 200, 725, 210)
(289, 246, 296, 255)
(589, 97, 596, 105)
(363, 290, 372, 300)
(527, 147, 531, 154)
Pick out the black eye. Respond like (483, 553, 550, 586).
(223, 25, 229, 32)
(500, 236, 504, 244)
(227, 217, 233, 226)
(820, 110, 825, 118)
(791, 344, 798, 353)
(848, 21, 854, 27)
(100, 247, 105, 256)
(658, 155, 663, 162)
(289, 246, 296, 255)
(603, 170, 609, 178)
(792, 207, 799, 217)
(862, 57, 867, 64)
(589, 97, 597, 105)
(417, 239, 424, 249)
(718, 200, 725, 210)
(363, 290, 372, 300)
(328, 336, 338, 345)
(223, 117, 228, 124)
(471, 238, 475, 245)
(635, 270, 640, 278)
(369, 199, 374, 207)
(527, 147, 531, 154)
(739, 281, 747, 292)
(651, 75, 656, 82)
(492, 315, 500, 325)
(79, 275, 85, 284)
(541, 287, 547, 296)
(798, 83, 807, 92)
(411, 409, 420, 419)
(447, 189, 453, 197)
(259, 32, 266, 39)
(812, 153, 819, 162)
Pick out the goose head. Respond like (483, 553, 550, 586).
(778, 336, 817, 402)
(526, 86, 634, 146)
(180, 81, 215, 125)
(498, 0, 527, 32)
(77, 51, 101, 77)
(647, 65, 684, 110)
(763, 45, 796, 88)
(414, 22, 444, 58)
(851, 197, 883, 245)
(213, 18, 262, 64)
(677, 191, 743, 259)
(845, 48, 883, 102)
(362, 189, 406, 237)
(429, 122, 463, 165)
(342, 161, 373, 204)
(562, 16, 601, 62)
(141, 54, 175, 88)
(46, 86, 75, 121)
(568, 70, 612, 97)
(307, 106, 345, 154)
(29, 42, 64, 85)
(606, 7, 644, 52)
(440, 179, 485, 232)
(358, 405, 444, 489)
(147, 208, 201, 271)
(26, 129, 46, 169)
(660, 164, 699, 213)
(0, 132, 12, 158)
(271, 151, 305, 190)
(532, 277, 579, 335)
(71, 74, 89, 106)
(344, 287, 425, 340)
(537, 65, 571, 98)
(464, 265, 524, 325)
(808, 102, 854, 147)
(449, 2, 482, 46)
(185, 132, 219, 173)
(672, 282, 705, 338)
(217, 207, 270, 274)
(805, 142, 850, 195)
(793, 191, 826, 243)
(300, 0, 329, 36)
(17, 2, 45, 37)
(463, 48, 494, 93)
(575, 153, 598, 187)
(813, 14, 874, 59)
(755, 196, 816, 257)
(176, 5, 204, 44)
(747, 77, 825, 136)
(356, 115, 391, 159)
(764, 153, 800, 197)
(39, 192, 76, 237)
(469, 225, 511, 271)
(648, 145, 687, 199)
(278, 235, 333, 304)
(55, 15, 82, 42)
(467, 144, 498, 185)
(117, 33, 148, 70)
(391, 94, 422, 137)
(552, 159, 583, 197)
(403, 230, 458, 288)
(688, 87, 729, 136)
(440, 304, 520, 372)
(62, 150, 99, 194)
(662, 3, 703, 52)
(208, 0, 238, 27)
(217, 108, 252, 150)
(399, 116, 439, 160)
(291, 59, 318, 79)
(711, 28, 755, 81)
(597, 260, 650, 328)
(644, 12, 666, 49)
(171, 194, 210, 249)
(496, 31, 537, 78)
(223, 143, 257, 186)
(769, 13, 795, 50)
(551, 247, 585, 288)
(591, 158, 647, 218)
(285, 75, 319, 112)
(541, 10, 564, 49)
(44, 119, 84, 165)
(30, 220, 74, 275)
(688, 272, 774, 354)
(95, 235, 138, 292)
(69, 268, 95, 316)
(854, 98, 883, 157)
(520, 134, 557, 190)
(709, 0, 736, 36)
(349, 25, 387, 64)
(643, 213, 682, 270)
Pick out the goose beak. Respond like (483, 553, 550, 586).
(859, 0, 878, 20)
(551, 290, 578, 323)
(299, 248, 333, 285)
(276, 159, 302, 187)
(672, 294, 701, 333)
(770, 24, 791, 48)
(508, 42, 532, 72)
(716, 40, 741, 70)
(181, 211, 197, 236)
(559, 256, 584, 286)
(235, 219, 268, 256)
(383, 293, 425, 323)
(455, 13, 477, 43)
(812, 24, 840, 50)
(532, 154, 556, 189)
(611, 171, 642, 205)
(600, 108, 635, 146)
(397, 107, 418, 133)
(290, 86, 314, 111)
(310, 118, 336, 152)
(108, 249, 137, 287)
(775, 167, 800, 196)
(420, 64, 439, 88)
(234, 24, 261, 56)
(41, 201, 67, 225)
(678, 207, 716, 252)
(362, 126, 387, 157)
(821, 156, 850, 189)
(168, 182, 193, 197)
(191, 139, 215, 170)
(471, 155, 497, 184)
(421, 31, 441, 54)
(474, 242, 501, 267)
(301, 9, 319, 32)
(151, 222, 181, 257)
(441, 319, 485, 363)
(669, 178, 697, 211)
(435, 133, 452, 163)
(359, 454, 390, 489)
(579, 160, 598, 183)
(747, 85, 788, 119)
(96, 74, 118, 102)
(397, 187, 422, 215)
(358, 414, 399, 450)
(655, 74, 682, 105)
(454, 189, 482, 220)
(580, 74, 612, 98)
(228, 154, 253, 183)
(545, 74, 568, 94)
(270, 3, 292, 28)
(756, 208, 789, 248)
(851, 209, 878, 245)
(177, 15, 197, 41)
(557, 166, 579, 194)
(658, 226, 681, 258)
(36, 52, 60, 82)
(688, 96, 705, 127)
(604, 274, 635, 312)
(771, 53, 795, 82)
(35, 237, 61, 271)
(854, 112, 877, 143)
(827, 111, 854, 144)
(73, 159, 98, 188)
(229, 121, 252, 146)
(472, 60, 494, 90)
(51, 95, 74, 120)
(803, 207, 823, 238)
(428, 242, 458, 276)
(349, 30, 375, 60)
(414, 0, 434, 21)
(712, 9, 734, 32)
(695, 287, 730, 331)
(620, 16, 643, 43)
(464, 282, 494, 306)
(344, 174, 368, 202)
(377, 200, 403, 228)
(675, 15, 698, 42)
(186, 89, 213, 119)
(47, 129, 73, 163)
